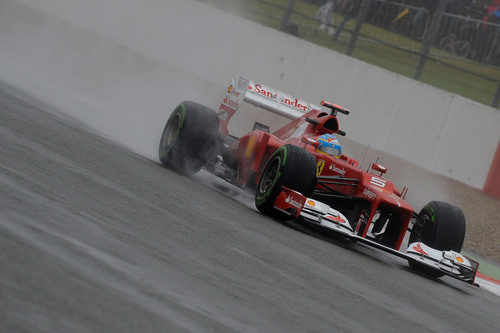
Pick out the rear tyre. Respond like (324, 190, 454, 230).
(408, 201, 466, 277)
(158, 101, 219, 175)
(255, 144, 317, 216)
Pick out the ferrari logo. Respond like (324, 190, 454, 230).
(316, 160, 325, 176)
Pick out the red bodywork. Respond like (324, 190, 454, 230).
(225, 108, 414, 251)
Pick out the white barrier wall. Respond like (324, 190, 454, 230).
(1, 0, 499, 189)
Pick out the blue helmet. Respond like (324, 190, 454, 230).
(316, 134, 342, 158)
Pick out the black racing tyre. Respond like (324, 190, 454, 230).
(255, 144, 317, 215)
(158, 101, 219, 175)
(408, 201, 466, 277)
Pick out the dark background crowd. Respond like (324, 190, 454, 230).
(308, 0, 500, 63)
(306, 0, 500, 20)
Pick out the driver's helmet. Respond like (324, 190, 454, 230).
(316, 134, 342, 158)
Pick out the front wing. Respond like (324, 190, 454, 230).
(273, 187, 479, 285)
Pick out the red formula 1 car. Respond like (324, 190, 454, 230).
(158, 76, 479, 285)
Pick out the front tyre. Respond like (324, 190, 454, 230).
(158, 101, 219, 175)
(408, 201, 466, 277)
(255, 144, 317, 215)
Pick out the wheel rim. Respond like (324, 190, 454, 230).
(162, 113, 181, 149)
(258, 156, 281, 195)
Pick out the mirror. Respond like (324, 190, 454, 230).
(371, 163, 387, 175)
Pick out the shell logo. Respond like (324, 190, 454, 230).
(307, 200, 316, 207)
(456, 257, 464, 263)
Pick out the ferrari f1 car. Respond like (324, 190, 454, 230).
(158, 76, 479, 285)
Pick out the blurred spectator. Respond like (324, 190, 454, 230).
(333, 0, 357, 40)
(316, 0, 336, 35)
(482, 0, 500, 25)
(475, 0, 500, 60)
(470, 1, 490, 17)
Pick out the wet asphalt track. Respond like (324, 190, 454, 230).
(1, 85, 499, 332)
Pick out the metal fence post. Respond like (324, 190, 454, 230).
(346, 0, 373, 56)
(280, 0, 297, 32)
(413, 0, 446, 80)
(492, 81, 500, 108)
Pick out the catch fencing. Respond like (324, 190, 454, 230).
(197, 0, 500, 108)
(438, 13, 500, 65)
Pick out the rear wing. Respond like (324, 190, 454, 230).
(217, 76, 322, 134)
